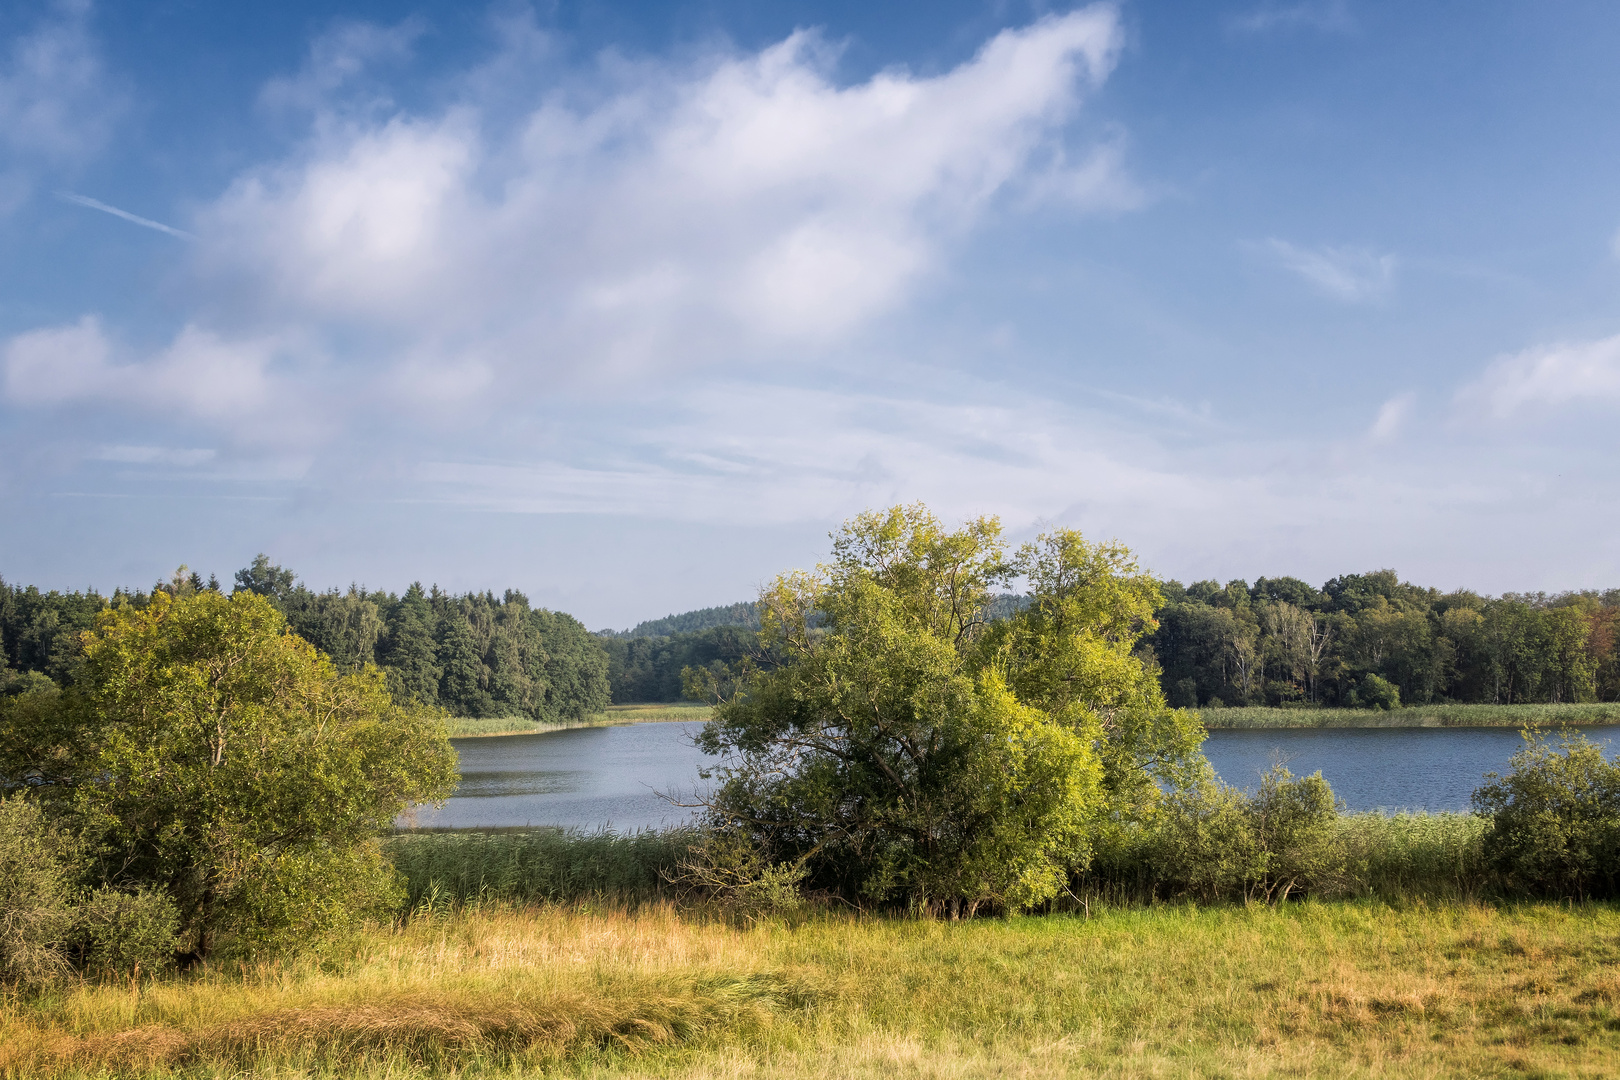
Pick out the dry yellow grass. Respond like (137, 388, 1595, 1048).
(5, 901, 1620, 1078)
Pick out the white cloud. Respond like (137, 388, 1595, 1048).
(185, 6, 1129, 393)
(0, 0, 122, 207)
(1231, 1, 1355, 35)
(259, 17, 424, 115)
(1368, 392, 1413, 442)
(1460, 333, 1620, 419)
(3, 316, 283, 422)
(1265, 239, 1395, 303)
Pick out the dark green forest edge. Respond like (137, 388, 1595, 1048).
(5, 560, 1620, 726)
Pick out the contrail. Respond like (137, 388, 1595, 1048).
(57, 192, 195, 240)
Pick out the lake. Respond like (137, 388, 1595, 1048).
(400, 721, 1620, 830)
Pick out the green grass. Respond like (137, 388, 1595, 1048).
(445, 703, 713, 738)
(10, 900, 1620, 1078)
(385, 829, 696, 909)
(1201, 701, 1620, 729)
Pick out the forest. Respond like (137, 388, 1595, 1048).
(1153, 571, 1620, 709)
(0, 556, 609, 724)
(5, 561, 1619, 712)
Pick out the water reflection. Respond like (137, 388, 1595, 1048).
(401, 720, 1620, 830)
(401, 721, 710, 831)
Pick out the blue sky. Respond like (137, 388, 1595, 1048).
(3, 0, 1619, 629)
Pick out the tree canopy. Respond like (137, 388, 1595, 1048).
(3, 589, 457, 958)
(696, 504, 1202, 914)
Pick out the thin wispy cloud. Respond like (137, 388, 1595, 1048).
(1459, 333, 1620, 419)
(1367, 393, 1414, 442)
(58, 192, 194, 238)
(1265, 239, 1395, 303)
(0, 0, 124, 211)
(1230, 1, 1355, 35)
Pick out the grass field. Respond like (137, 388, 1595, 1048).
(446, 703, 712, 738)
(6, 900, 1620, 1078)
(1202, 702, 1620, 729)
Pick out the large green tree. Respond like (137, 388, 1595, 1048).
(697, 504, 1200, 913)
(34, 590, 457, 958)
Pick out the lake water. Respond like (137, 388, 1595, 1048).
(401, 721, 1620, 830)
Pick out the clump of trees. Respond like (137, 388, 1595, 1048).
(1150, 571, 1620, 709)
(693, 504, 1204, 915)
(1, 589, 456, 984)
(1, 557, 611, 723)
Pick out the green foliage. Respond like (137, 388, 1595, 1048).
(1351, 672, 1401, 710)
(72, 887, 181, 978)
(605, 602, 761, 639)
(1473, 731, 1620, 899)
(1142, 766, 1345, 902)
(669, 828, 807, 919)
(385, 829, 692, 910)
(1198, 702, 1620, 728)
(58, 590, 458, 958)
(600, 625, 756, 703)
(0, 795, 81, 987)
(1337, 812, 1488, 899)
(698, 504, 1198, 914)
(1150, 573, 1620, 710)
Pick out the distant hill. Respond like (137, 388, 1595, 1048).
(602, 601, 761, 639)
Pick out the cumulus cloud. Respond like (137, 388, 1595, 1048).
(1459, 333, 1620, 419)
(0, 0, 122, 208)
(1368, 392, 1413, 442)
(183, 6, 1128, 398)
(1265, 239, 1395, 303)
(4, 315, 284, 422)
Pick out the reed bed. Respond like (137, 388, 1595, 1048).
(445, 703, 712, 738)
(8, 900, 1620, 1078)
(385, 829, 696, 910)
(1202, 701, 1620, 728)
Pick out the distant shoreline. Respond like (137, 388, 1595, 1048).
(1200, 703, 1620, 730)
(446, 703, 712, 738)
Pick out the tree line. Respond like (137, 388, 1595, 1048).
(1150, 571, 1620, 709)
(1, 556, 610, 723)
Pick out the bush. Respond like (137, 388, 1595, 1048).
(1146, 766, 1345, 903)
(1473, 731, 1620, 899)
(1351, 674, 1401, 711)
(669, 828, 807, 920)
(0, 795, 82, 987)
(73, 887, 181, 977)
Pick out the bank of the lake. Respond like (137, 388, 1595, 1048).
(446, 701, 712, 737)
(1201, 702, 1620, 729)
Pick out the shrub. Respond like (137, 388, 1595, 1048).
(1149, 779, 1262, 902)
(73, 887, 181, 977)
(668, 828, 807, 920)
(1473, 731, 1620, 899)
(0, 795, 82, 987)
(1147, 766, 1345, 903)
(1352, 674, 1401, 711)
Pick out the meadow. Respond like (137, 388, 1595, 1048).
(6, 898, 1620, 1079)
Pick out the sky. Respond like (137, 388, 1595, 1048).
(2, 0, 1619, 630)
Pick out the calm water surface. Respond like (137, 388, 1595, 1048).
(403, 721, 1620, 830)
